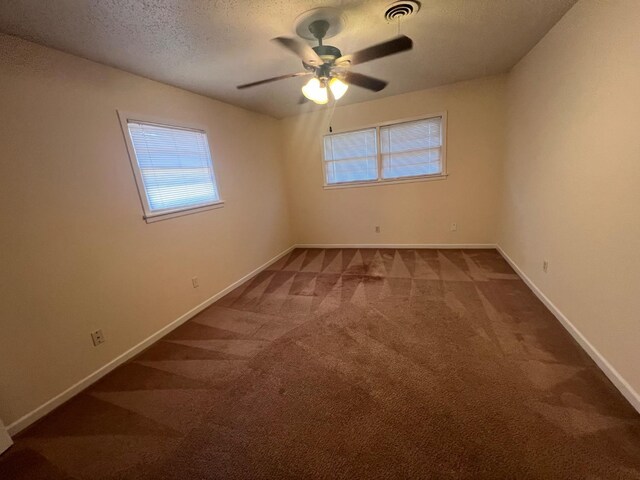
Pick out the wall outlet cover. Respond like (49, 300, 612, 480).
(91, 329, 105, 346)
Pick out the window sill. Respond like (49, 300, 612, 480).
(323, 174, 448, 190)
(143, 201, 225, 223)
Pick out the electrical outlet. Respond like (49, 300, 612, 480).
(450, 223, 458, 232)
(91, 329, 105, 346)
(375, 226, 381, 233)
(192, 276, 199, 288)
(543, 260, 549, 273)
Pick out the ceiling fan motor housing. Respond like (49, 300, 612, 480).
(313, 45, 342, 61)
(304, 44, 343, 79)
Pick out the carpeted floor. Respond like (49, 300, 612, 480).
(1, 248, 639, 479)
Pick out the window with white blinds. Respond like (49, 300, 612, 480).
(381, 117, 443, 179)
(322, 115, 445, 186)
(323, 128, 378, 184)
(124, 120, 221, 220)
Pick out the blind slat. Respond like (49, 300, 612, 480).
(128, 121, 220, 212)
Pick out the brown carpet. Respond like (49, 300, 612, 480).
(1, 248, 639, 479)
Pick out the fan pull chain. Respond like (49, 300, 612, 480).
(327, 94, 338, 133)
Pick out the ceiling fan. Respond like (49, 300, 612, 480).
(237, 19, 413, 105)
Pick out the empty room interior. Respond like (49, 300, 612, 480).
(1, 0, 639, 478)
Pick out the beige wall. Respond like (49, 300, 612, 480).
(281, 75, 507, 246)
(0, 33, 292, 427)
(498, 1, 640, 398)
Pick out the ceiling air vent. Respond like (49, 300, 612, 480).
(384, 1, 420, 22)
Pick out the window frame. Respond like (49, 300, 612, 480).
(321, 112, 448, 189)
(117, 111, 224, 223)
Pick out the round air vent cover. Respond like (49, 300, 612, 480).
(384, 1, 421, 22)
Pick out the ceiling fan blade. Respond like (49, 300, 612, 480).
(272, 37, 324, 67)
(343, 71, 388, 92)
(336, 35, 413, 66)
(237, 72, 310, 89)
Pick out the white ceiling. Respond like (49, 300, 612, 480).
(0, 0, 576, 118)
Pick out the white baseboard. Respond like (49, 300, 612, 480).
(496, 245, 640, 414)
(295, 243, 497, 249)
(6, 245, 296, 436)
(0, 418, 12, 454)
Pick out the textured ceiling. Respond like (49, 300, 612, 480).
(0, 0, 577, 118)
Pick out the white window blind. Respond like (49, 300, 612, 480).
(126, 121, 220, 215)
(381, 117, 443, 179)
(322, 115, 445, 187)
(323, 128, 378, 184)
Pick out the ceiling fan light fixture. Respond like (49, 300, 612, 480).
(302, 77, 328, 104)
(329, 77, 349, 100)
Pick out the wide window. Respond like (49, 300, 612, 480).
(322, 115, 446, 186)
(120, 115, 222, 222)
